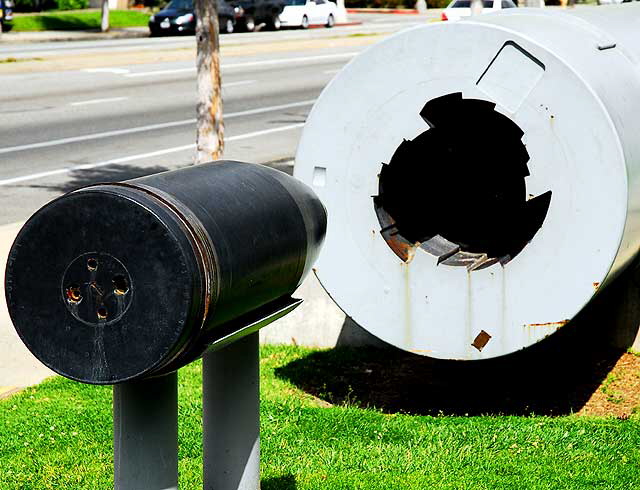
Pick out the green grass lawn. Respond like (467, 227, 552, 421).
(1, 345, 639, 489)
(10, 9, 150, 31)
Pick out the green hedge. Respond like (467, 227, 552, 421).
(13, 0, 87, 12)
(56, 0, 89, 10)
(13, 0, 53, 12)
(11, 9, 150, 30)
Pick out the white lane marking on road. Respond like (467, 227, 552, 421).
(0, 99, 314, 155)
(83, 68, 131, 74)
(126, 67, 195, 77)
(125, 52, 358, 77)
(0, 120, 193, 155)
(216, 99, 314, 118)
(225, 51, 357, 68)
(70, 97, 129, 107)
(223, 80, 257, 88)
(226, 123, 304, 142)
(0, 123, 304, 187)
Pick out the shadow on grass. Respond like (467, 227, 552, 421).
(35, 14, 100, 31)
(27, 164, 171, 193)
(276, 259, 640, 416)
(262, 474, 296, 490)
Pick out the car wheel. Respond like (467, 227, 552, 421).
(224, 18, 234, 33)
(325, 13, 334, 28)
(269, 13, 281, 30)
(301, 15, 309, 29)
(244, 15, 256, 32)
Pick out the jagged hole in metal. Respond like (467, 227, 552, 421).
(374, 93, 552, 268)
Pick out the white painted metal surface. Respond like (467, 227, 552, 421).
(295, 5, 640, 360)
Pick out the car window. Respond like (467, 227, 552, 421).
(166, 0, 192, 8)
(483, 0, 493, 6)
(284, 0, 306, 4)
(316, 0, 326, 4)
(501, 0, 516, 6)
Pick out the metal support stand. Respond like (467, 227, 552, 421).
(113, 372, 179, 490)
(203, 332, 260, 490)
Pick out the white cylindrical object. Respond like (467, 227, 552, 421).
(295, 6, 640, 360)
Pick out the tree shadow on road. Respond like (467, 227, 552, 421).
(27, 164, 172, 194)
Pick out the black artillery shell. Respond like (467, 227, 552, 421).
(5, 162, 326, 384)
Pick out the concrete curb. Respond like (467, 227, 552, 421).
(0, 386, 21, 400)
(0, 27, 149, 44)
(1, 22, 365, 45)
(346, 7, 419, 14)
(306, 21, 363, 28)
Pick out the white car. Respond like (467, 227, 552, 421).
(279, 0, 337, 29)
(598, 0, 637, 4)
(441, 0, 516, 22)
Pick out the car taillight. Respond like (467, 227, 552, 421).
(441, 12, 448, 21)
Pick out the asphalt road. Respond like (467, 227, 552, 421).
(0, 14, 434, 225)
(0, 12, 432, 58)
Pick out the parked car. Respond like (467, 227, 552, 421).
(280, 0, 336, 29)
(0, 0, 14, 32)
(441, 0, 516, 22)
(228, 0, 285, 31)
(598, 0, 638, 4)
(149, 0, 241, 36)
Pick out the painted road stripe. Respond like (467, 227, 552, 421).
(0, 99, 314, 155)
(83, 67, 131, 74)
(223, 79, 257, 88)
(125, 52, 358, 77)
(70, 97, 129, 107)
(0, 123, 304, 187)
(126, 67, 195, 77)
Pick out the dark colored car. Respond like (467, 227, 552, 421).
(149, 0, 240, 36)
(0, 0, 14, 32)
(230, 0, 284, 31)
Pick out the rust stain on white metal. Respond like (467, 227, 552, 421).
(525, 320, 569, 328)
(471, 330, 491, 351)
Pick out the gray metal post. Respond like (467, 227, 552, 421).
(113, 372, 178, 490)
(203, 332, 260, 490)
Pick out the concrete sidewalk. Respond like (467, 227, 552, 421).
(0, 222, 55, 396)
(1, 26, 148, 44)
